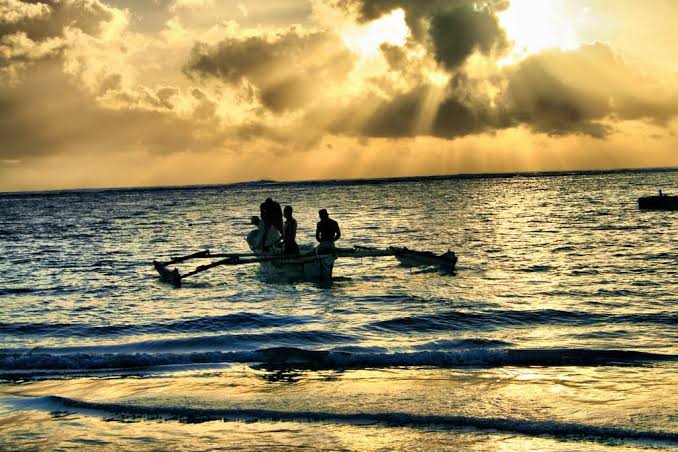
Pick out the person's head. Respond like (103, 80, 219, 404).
(250, 216, 260, 226)
(318, 209, 329, 220)
(265, 197, 273, 203)
(284, 205, 293, 219)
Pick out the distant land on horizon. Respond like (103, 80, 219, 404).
(1, 166, 676, 197)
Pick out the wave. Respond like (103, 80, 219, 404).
(412, 338, 512, 350)
(0, 347, 674, 374)
(0, 312, 317, 338)
(367, 309, 678, 332)
(519, 265, 554, 273)
(0, 288, 37, 295)
(0, 330, 355, 356)
(26, 396, 677, 443)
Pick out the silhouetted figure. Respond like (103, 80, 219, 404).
(316, 209, 341, 254)
(283, 206, 299, 255)
(246, 216, 260, 250)
(255, 200, 282, 252)
(260, 197, 283, 234)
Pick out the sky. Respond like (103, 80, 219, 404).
(1, 0, 677, 191)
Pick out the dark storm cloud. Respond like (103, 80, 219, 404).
(185, 28, 354, 112)
(429, 4, 508, 70)
(335, 0, 509, 69)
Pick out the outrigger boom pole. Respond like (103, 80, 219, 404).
(153, 245, 457, 288)
(154, 252, 337, 288)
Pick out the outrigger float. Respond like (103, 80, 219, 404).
(153, 246, 458, 288)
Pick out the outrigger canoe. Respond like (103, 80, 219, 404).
(154, 245, 457, 288)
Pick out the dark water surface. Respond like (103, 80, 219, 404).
(1, 170, 676, 450)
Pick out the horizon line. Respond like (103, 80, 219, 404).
(1, 165, 677, 196)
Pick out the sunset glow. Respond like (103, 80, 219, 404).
(0, 1, 677, 191)
(498, 0, 582, 61)
(342, 8, 409, 58)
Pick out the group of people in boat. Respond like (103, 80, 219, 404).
(246, 197, 341, 256)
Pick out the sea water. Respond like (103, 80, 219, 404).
(0, 170, 676, 451)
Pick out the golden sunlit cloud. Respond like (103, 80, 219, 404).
(341, 8, 409, 58)
(498, 0, 582, 64)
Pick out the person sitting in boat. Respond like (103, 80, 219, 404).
(252, 211, 281, 253)
(246, 216, 260, 250)
(316, 209, 341, 254)
(272, 200, 283, 233)
(283, 206, 300, 255)
(260, 198, 284, 234)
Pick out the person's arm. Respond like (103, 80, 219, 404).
(291, 219, 297, 241)
(334, 222, 341, 241)
(315, 223, 321, 242)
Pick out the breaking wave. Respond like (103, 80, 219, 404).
(0, 312, 317, 337)
(20, 396, 678, 443)
(367, 309, 678, 332)
(0, 347, 674, 375)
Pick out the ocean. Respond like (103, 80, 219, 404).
(0, 170, 676, 451)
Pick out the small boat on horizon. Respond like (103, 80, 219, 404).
(638, 191, 678, 210)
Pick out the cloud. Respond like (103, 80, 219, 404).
(185, 27, 355, 112)
(0, 59, 226, 159)
(169, 0, 215, 13)
(0, 0, 115, 40)
(288, 41, 678, 142)
(0, 0, 50, 25)
(335, 0, 509, 70)
(0, 1, 230, 162)
(428, 4, 508, 70)
(0, 0, 126, 82)
(498, 43, 678, 137)
(0, 31, 64, 70)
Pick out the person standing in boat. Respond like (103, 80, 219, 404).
(283, 206, 300, 255)
(316, 209, 341, 254)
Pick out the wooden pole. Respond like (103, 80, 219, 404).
(181, 253, 334, 279)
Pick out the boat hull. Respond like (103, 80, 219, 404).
(638, 195, 678, 211)
(258, 254, 335, 281)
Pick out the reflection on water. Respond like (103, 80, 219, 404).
(0, 170, 676, 449)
